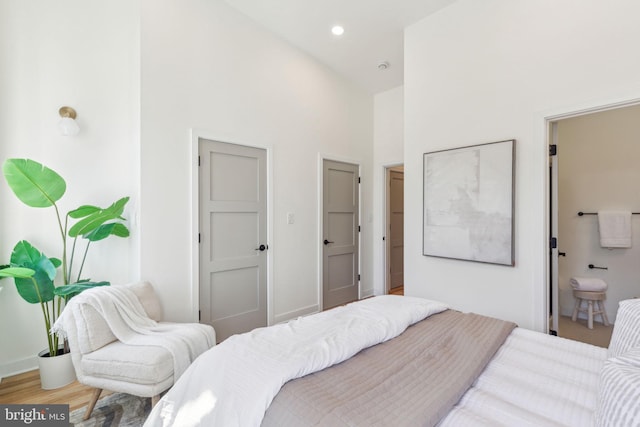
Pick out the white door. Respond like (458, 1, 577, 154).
(199, 139, 267, 342)
(323, 159, 359, 310)
(389, 170, 404, 291)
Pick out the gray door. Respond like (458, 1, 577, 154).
(323, 159, 359, 310)
(199, 139, 267, 342)
(389, 170, 404, 290)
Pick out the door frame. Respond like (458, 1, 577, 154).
(541, 96, 640, 333)
(190, 129, 274, 325)
(549, 122, 559, 334)
(318, 153, 362, 311)
(384, 164, 404, 295)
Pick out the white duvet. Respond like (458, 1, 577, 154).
(144, 295, 447, 427)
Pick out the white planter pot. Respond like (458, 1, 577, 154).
(37, 348, 76, 390)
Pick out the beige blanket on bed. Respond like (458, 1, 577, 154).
(262, 310, 516, 427)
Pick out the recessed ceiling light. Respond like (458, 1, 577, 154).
(377, 61, 390, 70)
(331, 25, 345, 36)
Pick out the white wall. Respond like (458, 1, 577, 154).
(139, 0, 373, 324)
(0, 0, 373, 377)
(372, 86, 404, 295)
(0, 1, 140, 376)
(557, 105, 640, 323)
(404, 0, 640, 330)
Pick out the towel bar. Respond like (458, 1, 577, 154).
(578, 211, 640, 216)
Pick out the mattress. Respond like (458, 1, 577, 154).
(439, 328, 608, 427)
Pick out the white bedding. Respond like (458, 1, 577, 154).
(439, 328, 608, 427)
(144, 296, 447, 427)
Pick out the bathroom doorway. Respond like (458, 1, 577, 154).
(550, 103, 640, 346)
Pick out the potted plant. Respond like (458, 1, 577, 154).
(0, 158, 130, 389)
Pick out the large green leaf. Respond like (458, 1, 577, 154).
(0, 266, 36, 279)
(68, 197, 130, 237)
(10, 241, 57, 280)
(83, 223, 116, 242)
(54, 281, 109, 299)
(2, 159, 66, 208)
(10, 241, 57, 304)
(111, 223, 130, 238)
(83, 222, 130, 242)
(68, 205, 100, 219)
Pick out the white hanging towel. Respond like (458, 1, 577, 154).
(570, 277, 608, 292)
(598, 210, 632, 248)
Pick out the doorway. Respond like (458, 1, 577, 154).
(322, 159, 360, 310)
(198, 138, 268, 342)
(549, 103, 640, 347)
(386, 166, 404, 295)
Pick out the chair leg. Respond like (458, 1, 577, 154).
(83, 388, 103, 420)
(151, 394, 160, 407)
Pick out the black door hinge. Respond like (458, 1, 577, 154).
(199, 310, 201, 321)
(549, 145, 557, 156)
(358, 177, 361, 184)
(550, 237, 557, 249)
(198, 233, 201, 243)
(358, 225, 361, 232)
(358, 274, 361, 281)
(198, 155, 201, 166)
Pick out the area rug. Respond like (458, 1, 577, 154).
(69, 393, 150, 426)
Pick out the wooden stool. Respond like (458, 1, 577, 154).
(571, 290, 609, 329)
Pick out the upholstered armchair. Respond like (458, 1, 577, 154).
(59, 281, 215, 420)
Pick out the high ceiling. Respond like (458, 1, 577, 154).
(223, 0, 458, 94)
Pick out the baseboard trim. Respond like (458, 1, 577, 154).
(0, 356, 38, 382)
(360, 288, 374, 299)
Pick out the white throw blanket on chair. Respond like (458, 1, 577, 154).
(52, 285, 215, 380)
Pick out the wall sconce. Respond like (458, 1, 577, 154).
(58, 106, 80, 136)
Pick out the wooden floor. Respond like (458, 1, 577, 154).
(390, 285, 404, 295)
(0, 370, 107, 412)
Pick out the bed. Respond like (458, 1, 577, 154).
(144, 296, 640, 427)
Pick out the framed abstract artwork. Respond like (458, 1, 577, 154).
(423, 139, 515, 266)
